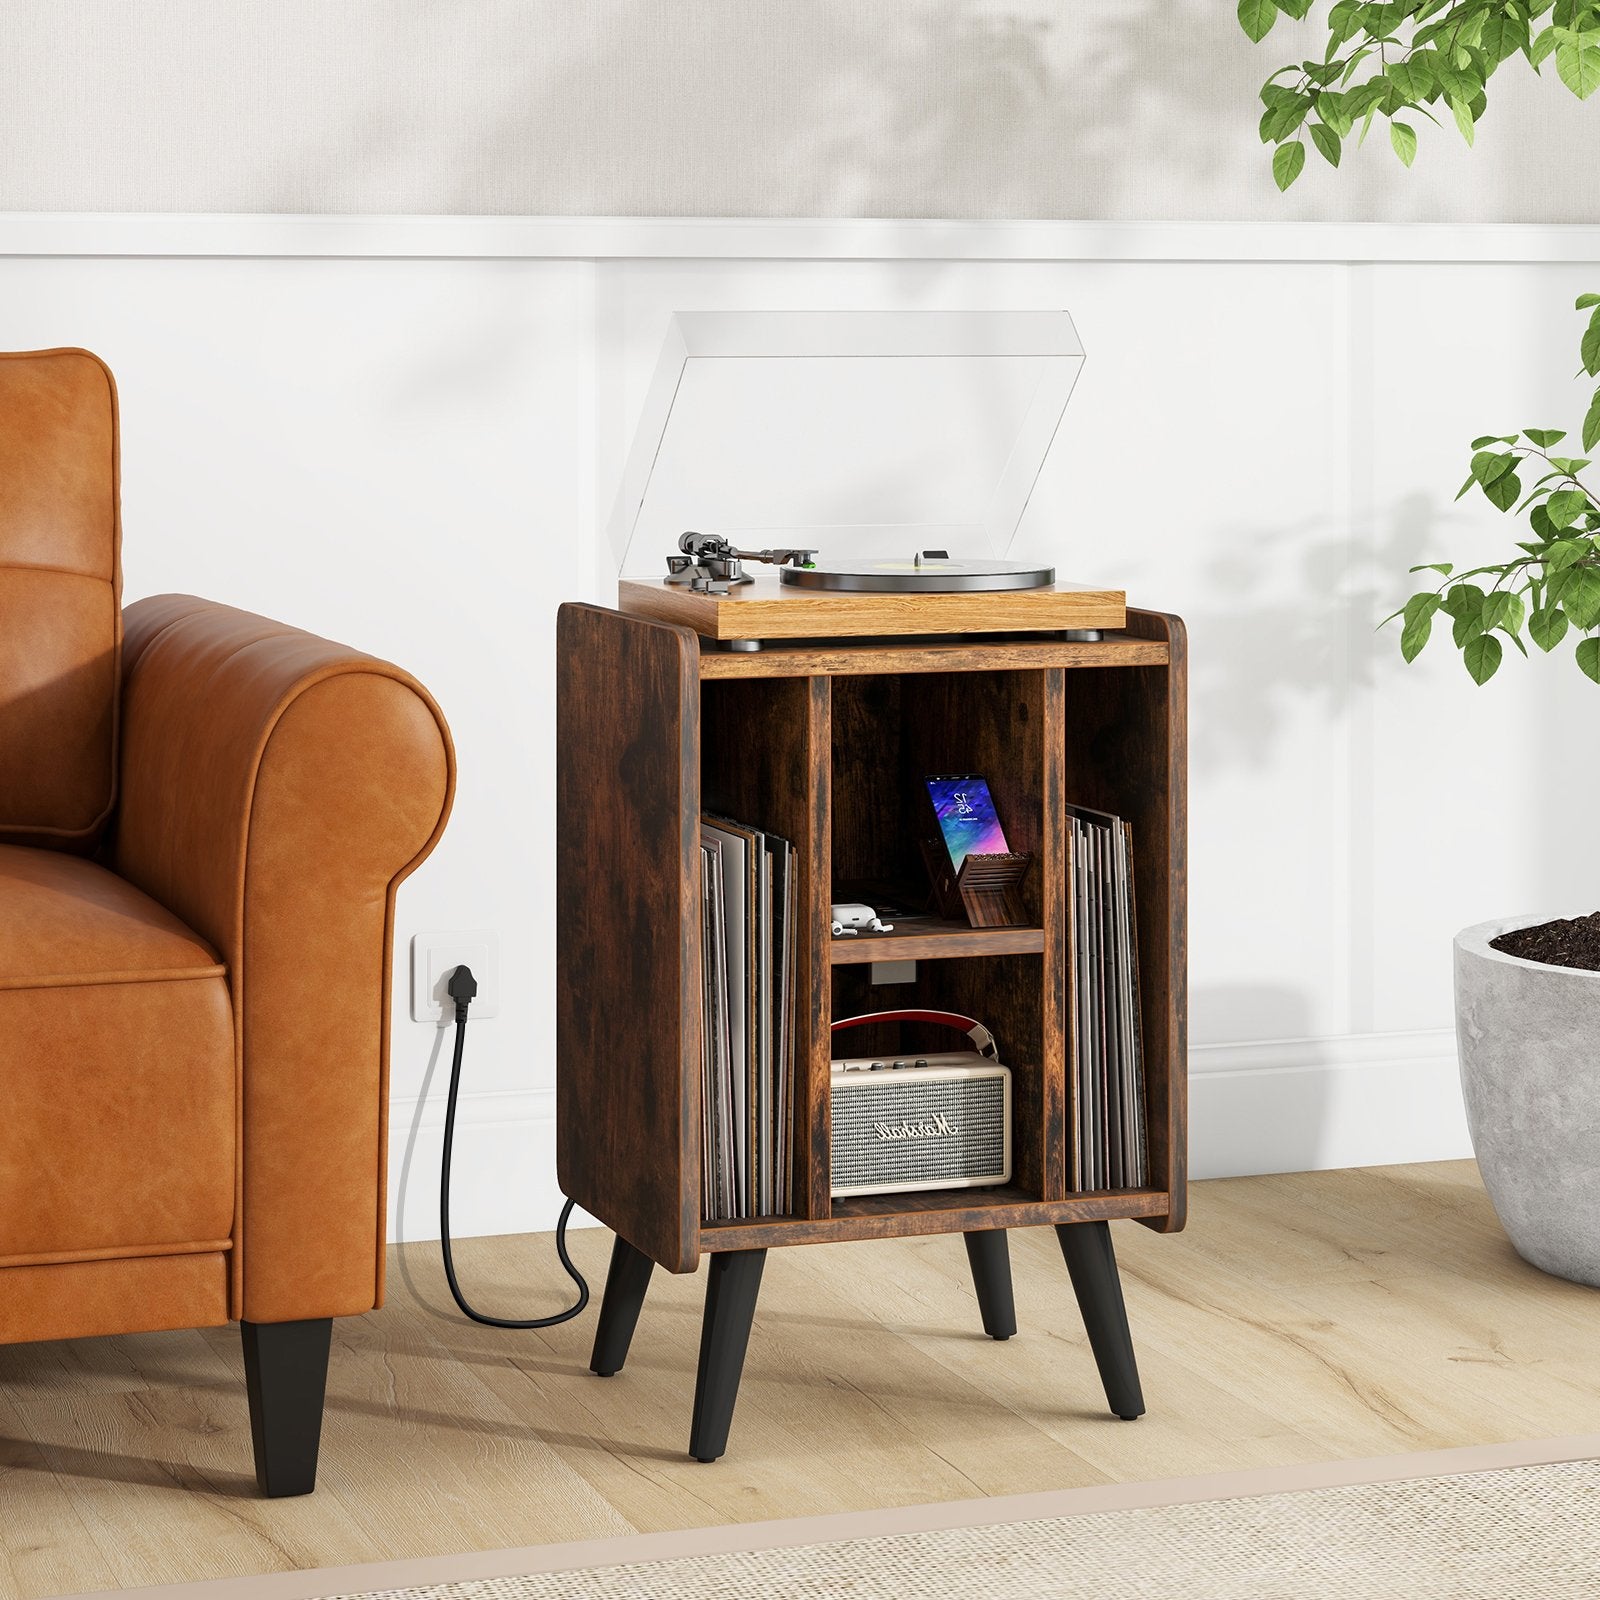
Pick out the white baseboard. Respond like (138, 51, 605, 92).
(1188, 1028, 1470, 1180)
(391, 1028, 1470, 1242)
(387, 1086, 560, 1246)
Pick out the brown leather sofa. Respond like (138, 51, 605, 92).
(0, 349, 455, 1496)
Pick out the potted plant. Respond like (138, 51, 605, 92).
(1388, 293, 1600, 1285)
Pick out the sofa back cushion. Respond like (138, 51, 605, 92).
(0, 350, 121, 848)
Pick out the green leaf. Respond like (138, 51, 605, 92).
(1239, 0, 1279, 42)
(1524, 428, 1568, 447)
(1547, 487, 1591, 528)
(1530, 24, 1559, 67)
(1273, 140, 1307, 190)
(1584, 389, 1600, 452)
(1463, 633, 1503, 684)
(1401, 592, 1440, 661)
(1471, 449, 1518, 484)
(1556, 37, 1600, 98)
(1579, 636, 1600, 683)
(1483, 468, 1523, 511)
(1583, 308, 1600, 375)
(1547, 457, 1591, 474)
(1530, 606, 1570, 651)
(1545, 538, 1587, 572)
(1433, 51, 1481, 102)
(1470, 434, 1519, 449)
(1260, 89, 1313, 141)
(1309, 120, 1343, 165)
(1563, 566, 1600, 629)
(1390, 120, 1419, 165)
(1482, 591, 1526, 635)
(1409, 561, 1454, 575)
(1449, 95, 1477, 143)
(1442, 582, 1487, 620)
(1577, 293, 1600, 310)
(1453, 609, 1487, 646)
(1328, 0, 1362, 48)
(1480, 10, 1529, 63)
(1386, 56, 1435, 99)
(1530, 502, 1559, 539)
(1317, 87, 1355, 135)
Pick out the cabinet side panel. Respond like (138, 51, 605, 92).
(1061, 610, 1188, 1231)
(556, 603, 701, 1272)
(1041, 668, 1069, 1200)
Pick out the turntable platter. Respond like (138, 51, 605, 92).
(780, 555, 1055, 594)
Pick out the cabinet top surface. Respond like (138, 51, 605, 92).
(694, 631, 1170, 678)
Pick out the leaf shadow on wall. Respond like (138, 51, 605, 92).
(1184, 490, 1448, 775)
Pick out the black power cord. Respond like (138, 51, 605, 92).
(438, 964, 590, 1328)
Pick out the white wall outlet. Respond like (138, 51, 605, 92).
(411, 930, 500, 1023)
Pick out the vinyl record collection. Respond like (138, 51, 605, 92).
(1066, 803, 1148, 1191)
(699, 815, 796, 1220)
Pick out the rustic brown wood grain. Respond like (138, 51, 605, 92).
(555, 603, 703, 1274)
(1059, 609, 1187, 1232)
(619, 573, 1126, 642)
(698, 635, 1169, 680)
(828, 922, 1045, 965)
(559, 604, 1185, 1263)
(699, 1187, 1169, 1252)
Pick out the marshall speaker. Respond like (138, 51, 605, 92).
(830, 1009, 1012, 1198)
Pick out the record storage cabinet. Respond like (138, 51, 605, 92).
(556, 602, 1187, 1461)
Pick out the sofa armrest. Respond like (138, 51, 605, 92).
(113, 595, 454, 1323)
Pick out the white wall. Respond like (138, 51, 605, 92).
(7, 217, 1599, 1237)
(2, 3, 1599, 222)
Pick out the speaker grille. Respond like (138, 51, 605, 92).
(832, 1074, 1008, 1194)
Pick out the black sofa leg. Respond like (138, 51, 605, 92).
(689, 1249, 766, 1463)
(1055, 1221, 1145, 1421)
(241, 1317, 333, 1497)
(590, 1234, 656, 1376)
(963, 1229, 1018, 1340)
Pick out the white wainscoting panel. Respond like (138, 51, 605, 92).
(5, 215, 1591, 1239)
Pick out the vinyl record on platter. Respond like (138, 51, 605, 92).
(779, 555, 1055, 593)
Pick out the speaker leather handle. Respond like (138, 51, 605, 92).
(830, 1009, 999, 1061)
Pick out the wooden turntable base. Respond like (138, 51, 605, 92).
(618, 572, 1126, 643)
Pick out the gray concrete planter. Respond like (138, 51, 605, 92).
(1455, 915, 1600, 1287)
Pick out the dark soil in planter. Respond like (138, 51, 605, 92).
(1491, 912, 1600, 972)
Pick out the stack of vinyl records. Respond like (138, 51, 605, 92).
(700, 815, 796, 1220)
(1066, 803, 1148, 1191)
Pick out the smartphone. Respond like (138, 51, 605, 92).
(925, 774, 1008, 872)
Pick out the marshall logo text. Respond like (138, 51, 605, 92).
(872, 1113, 957, 1142)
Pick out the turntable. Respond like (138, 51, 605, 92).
(608, 310, 1125, 645)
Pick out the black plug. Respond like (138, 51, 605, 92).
(447, 964, 478, 1023)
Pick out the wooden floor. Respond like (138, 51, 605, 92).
(5, 1160, 1600, 1598)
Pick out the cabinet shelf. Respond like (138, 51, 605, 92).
(828, 919, 1044, 965)
(699, 1187, 1171, 1253)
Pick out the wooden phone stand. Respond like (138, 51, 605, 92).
(919, 839, 1034, 929)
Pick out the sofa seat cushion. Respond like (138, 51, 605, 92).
(0, 843, 235, 1266)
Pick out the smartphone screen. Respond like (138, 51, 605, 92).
(925, 775, 1008, 871)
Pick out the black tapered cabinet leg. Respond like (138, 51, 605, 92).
(1055, 1221, 1145, 1420)
(590, 1234, 656, 1376)
(963, 1229, 1017, 1340)
(241, 1317, 333, 1497)
(689, 1249, 766, 1463)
